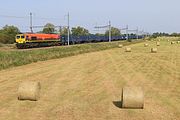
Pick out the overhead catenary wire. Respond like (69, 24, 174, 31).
(0, 14, 29, 19)
(0, 13, 67, 32)
(127, 28, 139, 40)
(119, 25, 128, 40)
(94, 21, 111, 42)
(0, 13, 149, 37)
(0, 14, 64, 20)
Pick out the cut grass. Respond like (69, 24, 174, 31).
(0, 40, 143, 70)
(0, 38, 179, 120)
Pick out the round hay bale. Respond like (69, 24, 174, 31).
(18, 81, 41, 101)
(122, 87, 144, 109)
(144, 43, 149, 47)
(125, 47, 131, 52)
(156, 42, 160, 46)
(118, 44, 123, 48)
(171, 41, 175, 44)
(151, 48, 157, 53)
(177, 41, 180, 44)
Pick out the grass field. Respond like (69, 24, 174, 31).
(0, 38, 179, 120)
(0, 40, 143, 70)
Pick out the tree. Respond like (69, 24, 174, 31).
(0, 25, 20, 44)
(2, 25, 20, 34)
(42, 23, 55, 34)
(60, 27, 68, 36)
(95, 33, 104, 36)
(105, 27, 121, 36)
(71, 26, 89, 36)
(0, 33, 11, 44)
(170, 33, 180, 37)
(151, 32, 169, 38)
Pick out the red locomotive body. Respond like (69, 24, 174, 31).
(25, 33, 60, 40)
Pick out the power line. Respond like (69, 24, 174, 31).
(94, 25, 109, 29)
(94, 21, 111, 42)
(119, 25, 129, 40)
(0, 13, 149, 37)
(0, 14, 64, 21)
(32, 26, 67, 28)
(0, 14, 28, 19)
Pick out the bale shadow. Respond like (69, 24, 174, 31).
(113, 101, 122, 108)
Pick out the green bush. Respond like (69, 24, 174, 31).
(0, 25, 20, 44)
(0, 43, 5, 47)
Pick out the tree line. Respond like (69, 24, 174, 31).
(150, 32, 180, 38)
(0, 23, 122, 44)
(0, 23, 180, 44)
(41, 23, 121, 37)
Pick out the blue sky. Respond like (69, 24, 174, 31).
(0, 0, 180, 33)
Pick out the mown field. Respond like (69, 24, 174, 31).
(0, 38, 180, 120)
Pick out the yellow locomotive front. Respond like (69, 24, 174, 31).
(16, 34, 26, 44)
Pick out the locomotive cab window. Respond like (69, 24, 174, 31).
(21, 36, 25, 39)
(16, 36, 20, 39)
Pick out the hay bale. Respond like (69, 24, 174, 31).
(18, 81, 41, 101)
(122, 87, 144, 109)
(171, 41, 175, 44)
(125, 47, 131, 52)
(118, 44, 123, 48)
(177, 41, 180, 44)
(156, 42, 160, 46)
(144, 43, 149, 47)
(151, 48, 157, 53)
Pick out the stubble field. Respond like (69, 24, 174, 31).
(0, 39, 179, 120)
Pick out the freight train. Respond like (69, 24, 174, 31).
(16, 33, 144, 49)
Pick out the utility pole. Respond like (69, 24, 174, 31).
(59, 26, 62, 34)
(59, 26, 62, 40)
(128, 28, 140, 41)
(126, 25, 128, 41)
(67, 12, 70, 46)
(30, 12, 33, 33)
(119, 26, 128, 40)
(136, 27, 138, 40)
(94, 21, 111, 42)
(109, 21, 111, 42)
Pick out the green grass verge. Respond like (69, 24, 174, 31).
(0, 43, 5, 47)
(0, 40, 144, 70)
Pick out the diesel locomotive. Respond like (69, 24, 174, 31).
(16, 33, 61, 49)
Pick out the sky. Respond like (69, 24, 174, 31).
(0, 0, 180, 34)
